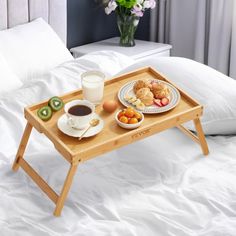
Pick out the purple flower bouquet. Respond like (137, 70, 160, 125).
(101, 0, 156, 47)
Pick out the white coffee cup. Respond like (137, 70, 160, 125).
(64, 100, 95, 130)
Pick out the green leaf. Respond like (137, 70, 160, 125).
(116, 0, 136, 8)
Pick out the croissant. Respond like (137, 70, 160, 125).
(152, 82, 170, 99)
(133, 80, 149, 94)
(136, 88, 154, 106)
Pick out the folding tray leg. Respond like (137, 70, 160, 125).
(193, 118, 209, 156)
(54, 163, 78, 217)
(12, 122, 33, 171)
(14, 154, 78, 216)
(12, 121, 79, 216)
(177, 118, 209, 156)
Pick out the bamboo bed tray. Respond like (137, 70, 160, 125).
(12, 67, 209, 216)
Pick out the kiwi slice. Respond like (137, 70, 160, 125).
(48, 96, 64, 111)
(37, 106, 52, 121)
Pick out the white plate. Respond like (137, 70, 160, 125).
(118, 79, 181, 114)
(57, 113, 104, 138)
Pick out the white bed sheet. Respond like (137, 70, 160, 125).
(0, 55, 236, 236)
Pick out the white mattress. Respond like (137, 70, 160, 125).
(1, 55, 236, 236)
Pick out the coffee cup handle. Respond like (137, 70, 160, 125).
(67, 115, 75, 128)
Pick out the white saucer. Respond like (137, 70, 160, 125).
(57, 113, 104, 138)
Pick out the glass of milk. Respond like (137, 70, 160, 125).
(81, 71, 105, 105)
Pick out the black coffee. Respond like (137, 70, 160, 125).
(68, 105, 92, 116)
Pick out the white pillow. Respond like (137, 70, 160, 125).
(117, 57, 236, 135)
(0, 53, 22, 96)
(76, 50, 135, 77)
(0, 18, 73, 82)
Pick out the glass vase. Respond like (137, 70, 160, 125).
(117, 14, 140, 47)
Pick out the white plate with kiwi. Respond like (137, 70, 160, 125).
(118, 79, 181, 114)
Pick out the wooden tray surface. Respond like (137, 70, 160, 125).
(25, 67, 202, 163)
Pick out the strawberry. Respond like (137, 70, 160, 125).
(154, 99, 163, 107)
(161, 97, 169, 106)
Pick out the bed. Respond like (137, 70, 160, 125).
(1, 1, 236, 236)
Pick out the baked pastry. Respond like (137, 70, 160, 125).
(136, 88, 154, 106)
(133, 80, 149, 94)
(152, 82, 170, 99)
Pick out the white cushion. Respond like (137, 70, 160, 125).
(76, 50, 135, 77)
(0, 18, 73, 82)
(118, 57, 236, 135)
(0, 53, 22, 96)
